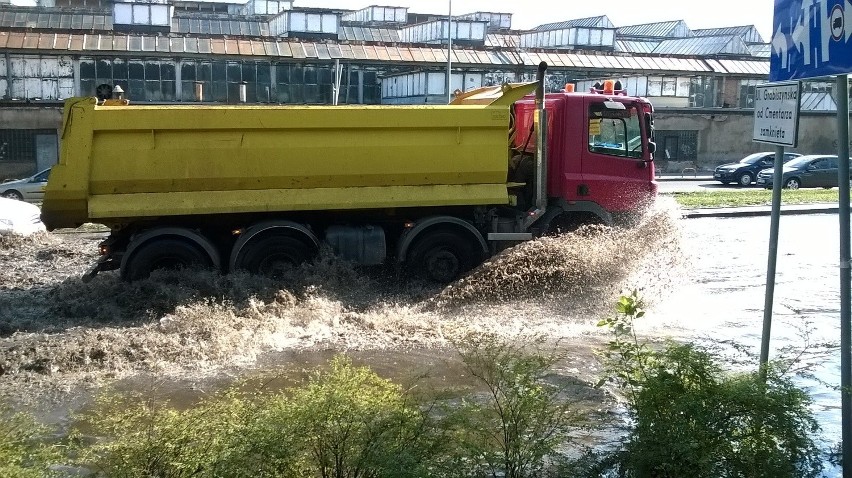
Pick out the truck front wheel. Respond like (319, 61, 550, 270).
(408, 229, 476, 283)
(235, 234, 312, 277)
(124, 238, 212, 281)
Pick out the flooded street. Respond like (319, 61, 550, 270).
(0, 205, 845, 474)
(649, 213, 843, 471)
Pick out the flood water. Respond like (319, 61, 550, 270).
(1, 208, 846, 475)
(650, 213, 843, 476)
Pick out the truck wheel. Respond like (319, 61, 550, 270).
(236, 234, 312, 277)
(124, 238, 212, 281)
(409, 229, 475, 283)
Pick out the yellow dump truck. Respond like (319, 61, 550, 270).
(42, 64, 658, 282)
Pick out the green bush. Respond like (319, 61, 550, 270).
(598, 292, 824, 478)
(0, 405, 60, 478)
(248, 356, 439, 478)
(79, 389, 253, 477)
(80, 357, 439, 478)
(447, 334, 581, 478)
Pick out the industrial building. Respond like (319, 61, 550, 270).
(0, 0, 832, 179)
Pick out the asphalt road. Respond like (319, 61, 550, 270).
(657, 176, 767, 193)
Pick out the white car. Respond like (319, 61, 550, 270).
(0, 168, 51, 202)
(0, 197, 47, 235)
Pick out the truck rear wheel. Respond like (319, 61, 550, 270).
(124, 238, 212, 281)
(235, 234, 312, 277)
(408, 229, 476, 283)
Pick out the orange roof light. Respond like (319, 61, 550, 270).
(564, 83, 575, 93)
(603, 80, 615, 94)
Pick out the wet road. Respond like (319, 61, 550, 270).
(650, 213, 843, 473)
(657, 177, 766, 193)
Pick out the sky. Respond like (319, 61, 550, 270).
(295, 0, 777, 41)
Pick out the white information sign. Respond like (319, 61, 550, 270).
(753, 82, 801, 147)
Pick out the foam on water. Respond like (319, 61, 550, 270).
(0, 200, 687, 392)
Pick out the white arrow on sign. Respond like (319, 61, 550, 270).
(773, 25, 790, 69)
(792, 1, 813, 66)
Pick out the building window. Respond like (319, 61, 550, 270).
(80, 58, 176, 102)
(6, 55, 74, 101)
(739, 80, 764, 108)
(656, 130, 698, 161)
(689, 77, 718, 108)
(177, 60, 271, 103)
(274, 64, 380, 105)
(0, 130, 53, 162)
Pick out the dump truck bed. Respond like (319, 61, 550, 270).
(42, 84, 535, 229)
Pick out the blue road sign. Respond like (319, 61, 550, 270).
(771, 0, 852, 81)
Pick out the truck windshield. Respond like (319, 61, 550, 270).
(588, 103, 643, 159)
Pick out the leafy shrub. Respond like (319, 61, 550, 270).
(80, 357, 439, 478)
(0, 405, 60, 478)
(598, 291, 823, 478)
(448, 334, 581, 478)
(79, 389, 253, 477)
(247, 356, 439, 478)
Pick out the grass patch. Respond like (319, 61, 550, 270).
(667, 189, 841, 208)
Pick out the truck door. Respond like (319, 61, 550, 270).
(582, 100, 653, 212)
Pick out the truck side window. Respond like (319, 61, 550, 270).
(588, 104, 643, 159)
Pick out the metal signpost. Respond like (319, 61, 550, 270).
(753, 82, 800, 374)
(771, 1, 851, 474)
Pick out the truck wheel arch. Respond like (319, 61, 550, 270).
(396, 216, 488, 263)
(536, 200, 613, 234)
(121, 227, 222, 275)
(229, 221, 319, 272)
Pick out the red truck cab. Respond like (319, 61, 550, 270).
(514, 85, 657, 225)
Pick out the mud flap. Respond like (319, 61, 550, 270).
(81, 255, 119, 283)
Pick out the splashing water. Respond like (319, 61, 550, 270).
(0, 200, 687, 394)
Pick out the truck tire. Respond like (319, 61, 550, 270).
(124, 238, 212, 281)
(408, 229, 476, 283)
(235, 234, 312, 277)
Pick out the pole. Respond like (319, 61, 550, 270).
(836, 73, 852, 478)
(760, 144, 785, 378)
(446, 0, 452, 103)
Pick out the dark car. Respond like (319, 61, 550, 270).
(756, 154, 851, 189)
(713, 152, 801, 186)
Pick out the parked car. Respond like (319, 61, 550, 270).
(0, 197, 46, 235)
(756, 154, 850, 189)
(714, 152, 801, 186)
(0, 168, 51, 202)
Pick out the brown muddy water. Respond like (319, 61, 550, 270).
(0, 202, 684, 424)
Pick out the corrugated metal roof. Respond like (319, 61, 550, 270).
(693, 25, 764, 44)
(485, 32, 519, 48)
(338, 25, 402, 43)
(617, 20, 691, 39)
(172, 15, 269, 37)
(653, 35, 750, 56)
(615, 40, 659, 53)
(748, 43, 771, 58)
(801, 92, 836, 111)
(534, 15, 613, 31)
(709, 59, 770, 75)
(0, 8, 112, 31)
(0, 30, 749, 74)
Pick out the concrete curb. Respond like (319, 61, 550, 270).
(656, 175, 714, 182)
(683, 203, 840, 219)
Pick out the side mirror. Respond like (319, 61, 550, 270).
(647, 142, 657, 155)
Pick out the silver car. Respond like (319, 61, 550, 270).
(0, 168, 51, 202)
